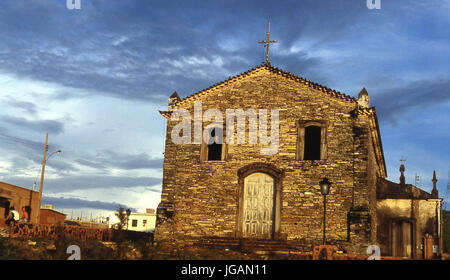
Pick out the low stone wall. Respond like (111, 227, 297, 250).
(6, 222, 113, 242)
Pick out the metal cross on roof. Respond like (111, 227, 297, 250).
(400, 156, 406, 165)
(258, 17, 277, 63)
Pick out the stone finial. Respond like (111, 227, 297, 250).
(399, 157, 406, 185)
(168, 91, 180, 111)
(357, 88, 370, 109)
(431, 170, 438, 198)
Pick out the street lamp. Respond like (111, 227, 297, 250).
(126, 208, 131, 230)
(33, 150, 62, 191)
(47, 150, 62, 161)
(319, 177, 331, 245)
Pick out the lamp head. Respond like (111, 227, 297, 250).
(319, 177, 331, 195)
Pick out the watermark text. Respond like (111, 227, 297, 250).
(67, 0, 81, 10)
(171, 101, 279, 155)
(367, 0, 381, 9)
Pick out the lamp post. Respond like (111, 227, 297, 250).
(37, 133, 61, 224)
(126, 208, 131, 230)
(319, 177, 331, 245)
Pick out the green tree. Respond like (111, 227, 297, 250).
(114, 206, 130, 259)
(115, 206, 128, 230)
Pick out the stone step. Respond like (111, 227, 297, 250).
(194, 237, 312, 253)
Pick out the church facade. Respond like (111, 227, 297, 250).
(155, 62, 443, 258)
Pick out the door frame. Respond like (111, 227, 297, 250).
(236, 162, 284, 239)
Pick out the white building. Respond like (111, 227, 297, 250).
(112, 208, 156, 232)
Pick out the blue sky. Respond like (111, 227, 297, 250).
(0, 0, 449, 217)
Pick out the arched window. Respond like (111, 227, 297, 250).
(304, 126, 321, 160)
(296, 121, 328, 161)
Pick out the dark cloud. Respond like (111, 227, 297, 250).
(3, 175, 162, 193)
(0, 131, 73, 173)
(43, 158, 77, 173)
(0, 0, 381, 103)
(42, 196, 136, 212)
(0, 131, 44, 152)
(372, 77, 450, 124)
(1, 116, 64, 134)
(74, 159, 106, 170)
(5, 99, 38, 115)
(74, 150, 163, 171)
(0, 131, 167, 178)
(100, 150, 163, 170)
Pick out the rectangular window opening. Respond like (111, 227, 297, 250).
(206, 127, 224, 161)
(304, 126, 321, 160)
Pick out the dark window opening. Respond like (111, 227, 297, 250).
(132, 219, 138, 227)
(304, 126, 321, 160)
(0, 197, 10, 218)
(24, 206, 31, 219)
(207, 128, 223, 161)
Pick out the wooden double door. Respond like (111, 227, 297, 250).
(242, 172, 275, 239)
(392, 221, 413, 258)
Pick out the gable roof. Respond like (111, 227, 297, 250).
(160, 63, 387, 178)
(177, 62, 358, 106)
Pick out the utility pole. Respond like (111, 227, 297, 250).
(37, 133, 48, 224)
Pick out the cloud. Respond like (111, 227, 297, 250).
(97, 150, 163, 170)
(42, 196, 137, 212)
(0, 130, 44, 152)
(74, 159, 106, 170)
(0, 131, 73, 174)
(372, 77, 450, 123)
(73, 150, 163, 171)
(0, 0, 375, 103)
(4, 99, 38, 115)
(2, 175, 162, 193)
(0, 128, 162, 180)
(1, 115, 64, 134)
(72, 149, 162, 170)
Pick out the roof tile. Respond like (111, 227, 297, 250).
(177, 63, 358, 106)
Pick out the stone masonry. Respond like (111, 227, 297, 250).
(155, 63, 387, 255)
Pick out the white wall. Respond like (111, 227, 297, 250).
(127, 213, 156, 232)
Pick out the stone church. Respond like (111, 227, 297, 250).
(154, 60, 443, 258)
